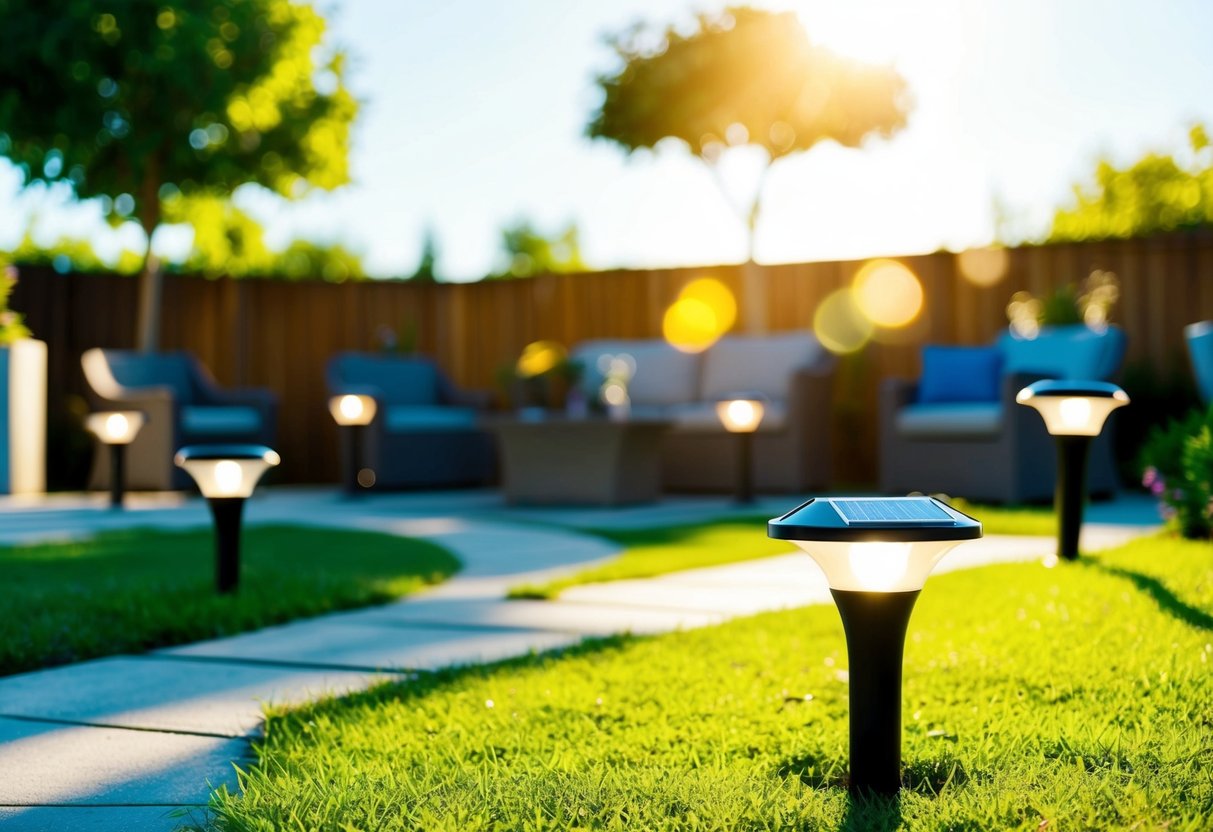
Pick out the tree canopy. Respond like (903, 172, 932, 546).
(0, 0, 357, 347)
(587, 6, 910, 257)
(493, 220, 585, 279)
(1049, 124, 1213, 242)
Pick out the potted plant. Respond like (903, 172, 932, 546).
(0, 264, 46, 494)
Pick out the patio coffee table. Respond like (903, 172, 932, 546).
(484, 416, 670, 506)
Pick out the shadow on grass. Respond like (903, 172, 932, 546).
(577, 515, 775, 547)
(1089, 562, 1213, 632)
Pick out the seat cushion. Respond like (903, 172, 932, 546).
(665, 401, 788, 432)
(331, 355, 440, 405)
(917, 345, 1003, 404)
(997, 325, 1126, 380)
(701, 334, 821, 401)
(106, 352, 196, 400)
(181, 405, 262, 436)
(384, 405, 478, 433)
(571, 340, 701, 407)
(896, 403, 1002, 438)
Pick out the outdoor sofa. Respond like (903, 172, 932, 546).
(81, 348, 278, 491)
(325, 352, 495, 488)
(1185, 320, 1213, 405)
(570, 333, 836, 493)
(879, 324, 1127, 503)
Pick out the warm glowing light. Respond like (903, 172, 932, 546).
(516, 340, 567, 378)
(853, 259, 923, 328)
(716, 398, 765, 433)
(602, 381, 629, 406)
(213, 460, 243, 496)
(328, 394, 377, 426)
(957, 247, 1010, 287)
(680, 277, 737, 332)
(848, 542, 911, 591)
(1059, 397, 1092, 430)
(813, 289, 874, 354)
(663, 297, 721, 353)
(85, 410, 145, 445)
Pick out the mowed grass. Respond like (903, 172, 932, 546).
(0, 524, 458, 676)
(510, 500, 1056, 599)
(207, 532, 1213, 831)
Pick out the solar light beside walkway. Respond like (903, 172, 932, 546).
(329, 394, 377, 495)
(769, 496, 982, 795)
(85, 411, 145, 509)
(175, 445, 280, 593)
(1017, 380, 1128, 561)
(716, 396, 765, 503)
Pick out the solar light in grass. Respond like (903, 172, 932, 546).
(175, 445, 280, 593)
(85, 411, 145, 509)
(769, 496, 982, 795)
(329, 394, 378, 495)
(1017, 380, 1129, 561)
(716, 396, 765, 504)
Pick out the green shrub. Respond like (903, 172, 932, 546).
(1140, 405, 1213, 538)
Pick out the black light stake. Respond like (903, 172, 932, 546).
(769, 496, 982, 795)
(329, 394, 377, 495)
(175, 445, 280, 593)
(84, 411, 145, 509)
(716, 396, 765, 504)
(1017, 380, 1129, 561)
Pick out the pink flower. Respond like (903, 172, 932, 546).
(1150, 479, 1166, 496)
(1142, 467, 1159, 488)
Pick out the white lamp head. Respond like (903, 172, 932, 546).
(85, 411, 145, 445)
(716, 395, 766, 433)
(174, 445, 280, 499)
(768, 497, 982, 592)
(1016, 380, 1129, 436)
(328, 394, 377, 427)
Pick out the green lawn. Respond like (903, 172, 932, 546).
(206, 532, 1213, 831)
(0, 524, 458, 676)
(511, 500, 1056, 599)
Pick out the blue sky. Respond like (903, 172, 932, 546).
(3, 0, 1212, 280)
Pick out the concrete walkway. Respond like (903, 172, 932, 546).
(0, 490, 1160, 831)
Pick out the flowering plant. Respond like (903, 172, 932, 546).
(1140, 405, 1213, 538)
(0, 265, 31, 346)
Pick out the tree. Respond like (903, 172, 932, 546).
(493, 219, 585, 279)
(1049, 124, 1213, 242)
(410, 226, 440, 282)
(587, 6, 910, 262)
(0, 0, 356, 350)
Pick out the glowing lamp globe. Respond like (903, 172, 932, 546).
(716, 398, 765, 433)
(769, 496, 982, 794)
(329, 394, 377, 427)
(1015, 380, 1128, 436)
(174, 445, 280, 498)
(85, 411, 145, 445)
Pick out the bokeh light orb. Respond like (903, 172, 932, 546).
(516, 340, 567, 378)
(814, 289, 875, 355)
(957, 247, 1010, 287)
(680, 277, 737, 332)
(663, 297, 722, 354)
(853, 259, 923, 329)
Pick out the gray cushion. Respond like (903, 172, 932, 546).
(384, 405, 478, 433)
(895, 403, 1002, 439)
(332, 356, 439, 405)
(181, 405, 262, 435)
(571, 340, 701, 407)
(701, 334, 821, 401)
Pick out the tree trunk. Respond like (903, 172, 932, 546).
(741, 189, 767, 334)
(134, 181, 162, 353)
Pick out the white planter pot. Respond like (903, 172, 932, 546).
(0, 338, 47, 494)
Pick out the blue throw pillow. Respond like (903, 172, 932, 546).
(916, 345, 1003, 404)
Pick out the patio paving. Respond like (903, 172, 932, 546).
(0, 488, 1161, 831)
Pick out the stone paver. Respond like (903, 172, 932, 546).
(0, 488, 1160, 831)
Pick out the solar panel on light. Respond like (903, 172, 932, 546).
(829, 498, 957, 527)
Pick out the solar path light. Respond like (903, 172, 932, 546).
(1017, 380, 1129, 561)
(769, 496, 982, 795)
(84, 411, 145, 509)
(175, 445, 280, 593)
(716, 396, 765, 504)
(329, 394, 377, 495)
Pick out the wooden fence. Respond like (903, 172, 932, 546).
(12, 231, 1213, 487)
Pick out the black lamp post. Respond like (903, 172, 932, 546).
(769, 496, 982, 795)
(175, 444, 280, 593)
(329, 394, 377, 495)
(1017, 380, 1129, 561)
(716, 396, 765, 504)
(84, 411, 145, 509)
